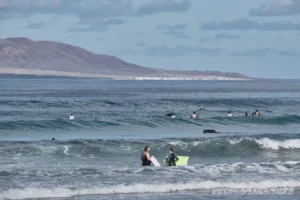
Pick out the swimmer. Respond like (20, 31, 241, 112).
(191, 111, 197, 118)
(253, 110, 260, 117)
(227, 111, 233, 117)
(69, 113, 74, 120)
(203, 129, 220, 134)
(166, 112, 176, 118)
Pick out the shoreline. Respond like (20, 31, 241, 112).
(0, 67, 251, 81)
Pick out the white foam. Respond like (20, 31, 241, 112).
(228, 137, 300, 150)
(169, 138, 300, 150)
(255, 138, 300, 150)
(190, 160, 300, 175)
(1, 179, 299, 200)
(63, 146, 69, 155)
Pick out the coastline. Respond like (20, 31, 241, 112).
(0, 67, 251, 81)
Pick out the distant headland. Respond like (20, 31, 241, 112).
(0, 37, 250, 80)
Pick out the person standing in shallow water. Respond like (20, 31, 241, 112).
(141, 146, 152, 166)
(166, 147, 179, 166)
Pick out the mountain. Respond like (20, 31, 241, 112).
(0, 38, 249, 80)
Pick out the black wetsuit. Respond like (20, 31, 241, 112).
(203, 129, 220, 133)
(141, 152, 151, 166)
(167, 153, 179, 166)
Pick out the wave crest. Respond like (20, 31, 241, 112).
(1, 179, 299, 199)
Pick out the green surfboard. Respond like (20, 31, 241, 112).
(163, 156, 189, 166)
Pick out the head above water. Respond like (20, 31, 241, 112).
(169, 147, 174, 154)
(144, 146, 150, 152)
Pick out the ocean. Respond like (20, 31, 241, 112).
(0, 77, 300, 200)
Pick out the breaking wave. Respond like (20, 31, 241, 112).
(1, 135, 300, 158)
(1, 179, 299, 200)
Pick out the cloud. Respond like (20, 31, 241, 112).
(137, 0, 191, 15)
(155, 22, 188, 38)
(214, 33, 240, 39)
(249, 0, 300, 16)
(277, 50, 299, 56)
(68, 18, 125, 32)
(0, 0, 191, 24)
(162, 30, 189, 39)
(231, 48, 270, 57)
(142, 45, 222, 57)
(0, 0, 134, 25)
(156, 23, 187, 30)
(0, 0, 8, 6)
(136, 41, 147, 47)
(199, 37, 211, 43)
(25, 21, 46, 29)
(201, 18, 300, 31)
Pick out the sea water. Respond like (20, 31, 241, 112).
(0, 77, 300, 200)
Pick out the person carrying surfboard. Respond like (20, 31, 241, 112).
(141, 146, 152, 166)
(166, 147, 179, 166)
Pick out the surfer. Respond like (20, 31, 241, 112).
(191, 111, 197, 118)
(69, 113, 74, 121)
(253, 110, 260, 117)
(166, 112, 176, 118)
(141, 146, 152, 166)
(245, 112, 248, 117)
(199, 107, 207, 111)
(203, 129, 220, 134)
(166, 147, 179, 166)
(227, 111, 233, 117)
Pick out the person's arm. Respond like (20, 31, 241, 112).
(167, 155, 171, 162)
(146, 152, 151, 161)
(167, 155, 172, 166)
(175, 155, 179, 161)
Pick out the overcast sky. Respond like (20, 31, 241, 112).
(0, 0, 299, 78)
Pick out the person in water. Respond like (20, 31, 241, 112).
(203, 129, 220, 134)
(141, 146, 152, 166)
(166, 147, 179, 166)
(166, 112, 176, 118)
(69, 113, 75, 121)
(227, 111, 233, 117)
(191, 111, 197, 118)
(245, 112, 248, 117)
(253, 110, 260, 117)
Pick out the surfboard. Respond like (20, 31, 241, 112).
(151, 156, 160, 167)
(164, 156, 189, 166)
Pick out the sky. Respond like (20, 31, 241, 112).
(0, 0, 299, 78)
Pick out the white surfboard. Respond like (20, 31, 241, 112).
(151, 156, 160, 167)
